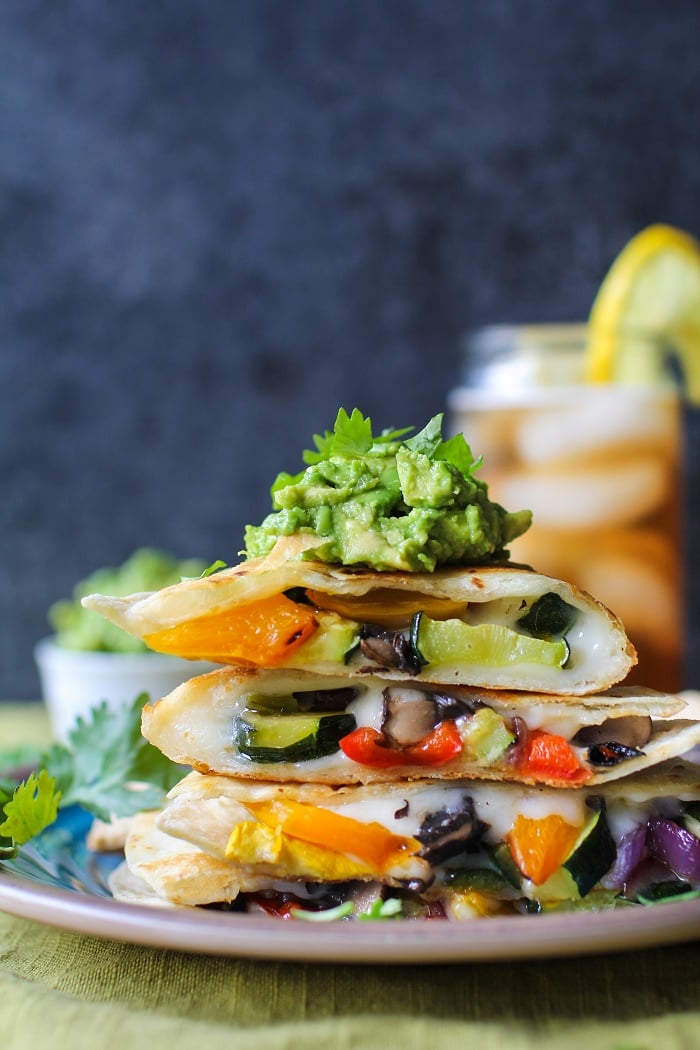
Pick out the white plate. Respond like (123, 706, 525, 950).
(1, 808, 700, 963)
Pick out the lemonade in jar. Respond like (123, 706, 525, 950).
(448, 225, 700, 693)
(448, 324, 683, 691)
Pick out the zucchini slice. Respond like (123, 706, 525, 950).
(562, 808, 616, 897)
(234, 711, 357, 763)
(414, 615, 569, 670)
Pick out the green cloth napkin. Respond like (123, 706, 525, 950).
(1, 701, 700, 1050)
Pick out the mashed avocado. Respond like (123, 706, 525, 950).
(244, 410, 531, 572)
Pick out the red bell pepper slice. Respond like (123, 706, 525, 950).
(516, 730, 591, 784)
(339, 721, 463, 769)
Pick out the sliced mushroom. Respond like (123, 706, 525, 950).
(415, 796, 488, 865)
(433, 691, 481, 720)
(359, 629, 394, 667)
(573, 715, 652, 750)
(346, 881, 385, 915)
(381, 687, 438, 747)
(359, 625, 421, 675)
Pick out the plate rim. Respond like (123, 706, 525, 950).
(2, 865, 700, 964)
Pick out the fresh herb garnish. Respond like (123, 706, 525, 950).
(0, 770, 62, 848)
(181, 559, 228, 581)
(405, 414, 483, 476)
(0, 695, 182, 858)
(303, 408, 413, 465)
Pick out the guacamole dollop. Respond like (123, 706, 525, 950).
(243, 410, 531, 572)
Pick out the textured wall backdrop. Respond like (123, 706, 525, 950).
(3, 1, 700, 698)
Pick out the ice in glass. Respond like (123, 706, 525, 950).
(448, 325, 683, 692)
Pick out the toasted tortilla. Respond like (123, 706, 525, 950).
(110, 762, 700, 909)
(141, 665, 699, 789)
(118, 810, 247, 906)
(82, 538, 636, 694)
(164, 760, 700, 812)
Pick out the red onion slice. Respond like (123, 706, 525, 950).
(647, 818, 700, 882)
(601, 825, 647, 890)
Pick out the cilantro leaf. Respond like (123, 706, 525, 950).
(0, 694, 183, 856)
(45, 694, 182, 822)
(328, 407, 373, 458)
(200, 559, 228, 577)
(0, 780, 18, 856)
(302, 408, 413, 465)
(181, 559, 228, 581)
(405, 415, 482, 477)
(404, 413, 444, 457)
(435, 432, 482, 476)
(0, 770, 62, 847)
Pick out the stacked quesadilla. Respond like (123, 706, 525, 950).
(84, 412, 700, 918)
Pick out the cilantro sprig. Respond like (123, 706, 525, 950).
(0, 695, 182, 857)
(0, 771, 62, 848)
(267, 408, 482, 499)
(404, 413, 483, 477)
(301, 408, 482, 477)
(181, 559, 228, 581)
(303, 407, 413, 464)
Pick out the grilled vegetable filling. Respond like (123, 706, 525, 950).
(148, 588, 581, 678)
(308, 590, 579, 676)
(232, 682, 653, 782)
(221, 792, 700, 920)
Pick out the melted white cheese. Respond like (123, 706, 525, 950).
(146, 670, 674, 783)
(334, 593, 623, 693)
(323, 782, 589, 841)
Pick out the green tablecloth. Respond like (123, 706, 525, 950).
(2, 702, 700, 1050)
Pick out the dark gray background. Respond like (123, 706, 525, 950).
(3, 1, 700, 699)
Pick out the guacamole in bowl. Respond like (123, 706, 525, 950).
(37, 548, 214, 740)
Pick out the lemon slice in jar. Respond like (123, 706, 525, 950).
(585, 224, 700, 402)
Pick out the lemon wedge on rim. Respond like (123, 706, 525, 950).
(586, 223, 700, 403)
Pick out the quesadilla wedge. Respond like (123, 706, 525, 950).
(140, 666, 700, 789)
(82, 538, 636, 695)
(109, 761, 700, 917)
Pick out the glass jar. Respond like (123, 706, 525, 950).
(448, 324, 683, 693)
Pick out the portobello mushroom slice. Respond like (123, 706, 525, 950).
(381, 687, 438, 747)
(415, 797, 488, 864)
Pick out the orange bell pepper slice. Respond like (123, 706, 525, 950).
(516, 730, 591, 784)
(249, 798, 420, 871)
(144, 593, 318, 665)
(506, 813, 582, 885)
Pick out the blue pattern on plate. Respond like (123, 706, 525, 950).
(0, 807, 120, 897)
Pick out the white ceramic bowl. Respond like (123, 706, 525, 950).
(34, 637, 215, 742)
